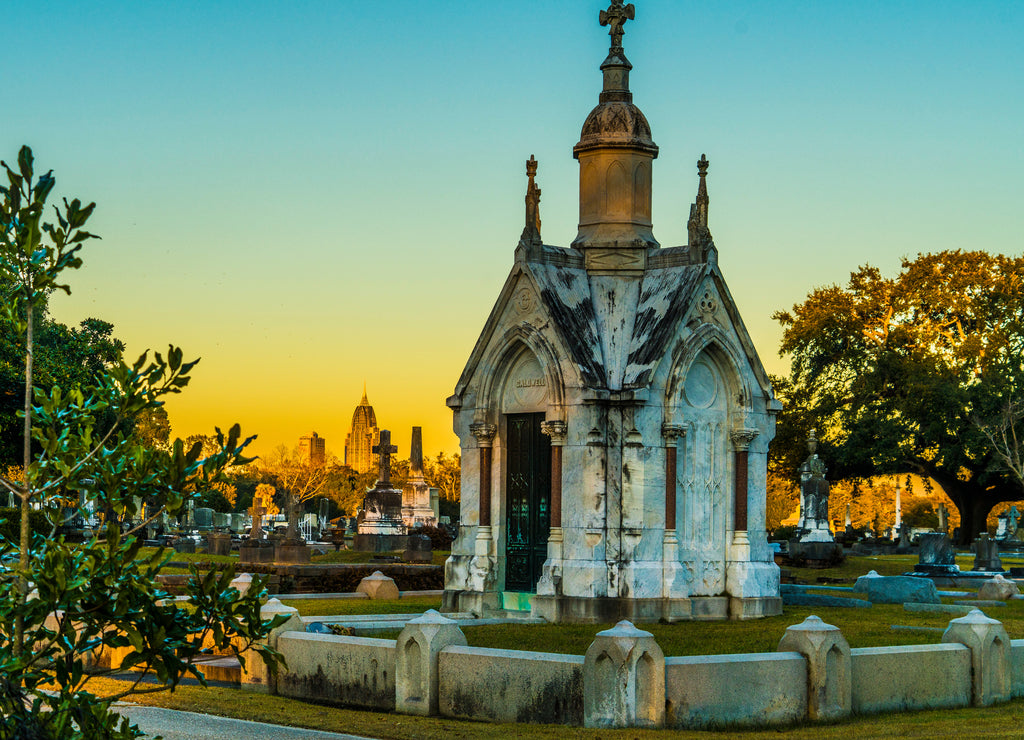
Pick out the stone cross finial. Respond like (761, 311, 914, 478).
(687, 154, 712, 251)
(520, 154, 542, 246)
(372, 429, 399, 487)
(600, 0, 635, 50)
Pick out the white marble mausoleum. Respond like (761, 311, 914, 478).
(443, 1, 782, 622)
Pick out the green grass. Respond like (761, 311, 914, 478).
(281, 595, 442, 617)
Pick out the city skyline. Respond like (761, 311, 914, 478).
(4, 1, 1021, 459)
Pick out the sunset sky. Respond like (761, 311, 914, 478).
(4, 1, 1021, 461)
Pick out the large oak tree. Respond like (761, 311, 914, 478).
(773, 250, 1024, 544)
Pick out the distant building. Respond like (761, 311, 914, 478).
(344, 388, 380, 474)
(298, 431, 326, 467)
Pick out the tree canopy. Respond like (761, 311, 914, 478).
(773, 250, 1024, 543)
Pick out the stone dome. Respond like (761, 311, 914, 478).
(576, 101, 656, 152)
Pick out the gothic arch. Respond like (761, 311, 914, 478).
(475, 323, 567, 423)
(664, 323, 753, 418)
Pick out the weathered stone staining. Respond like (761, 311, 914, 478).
(444, 2, 781, 622)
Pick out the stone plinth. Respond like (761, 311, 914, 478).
(276, 539, 311, 564)
(777, 615, 851, 721)
(973, 535, 1004, 572)
(206, 532, 232, 557)
(239, 541, 276, 564)
(396, 610, 466, 716)
(583, 621, 665, 729)
(404, 534, 433, 564)
(941, 609, 1011, 706)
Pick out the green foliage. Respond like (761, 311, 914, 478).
(773, 250, 1024, 542)
(0, 147, 285, 739)
(0, 507, 47, 544)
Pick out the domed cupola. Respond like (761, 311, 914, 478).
(572, 1, 659, 265)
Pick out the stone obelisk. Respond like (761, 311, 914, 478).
(403, 426, 437, 528)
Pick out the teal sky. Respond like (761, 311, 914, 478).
(4, 1, 1022, 460)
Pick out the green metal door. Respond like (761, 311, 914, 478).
(504, 413, 551, 592)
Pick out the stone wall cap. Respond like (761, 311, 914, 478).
(260, 597, 299, 618)
(947, 608, 1003, 627)
(786, 615, 840, 633)
(407, 608, 457, 625)
(596, 620, 654, 639)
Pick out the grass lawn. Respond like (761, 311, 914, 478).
(90, 676, 1024, 740)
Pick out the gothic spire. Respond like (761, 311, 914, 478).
(687, 154, 714, 258)
(519, 155, 542, 247)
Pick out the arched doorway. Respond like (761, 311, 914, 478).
(501, 348, 552, 592)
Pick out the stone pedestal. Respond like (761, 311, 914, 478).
(403, 534, 433, 563)
(206, 532, 232, 557)
(239, 598, 304, 694)
(355, 484, 406, 552)
(941, 609, 1011, 706)
(777, 615, 851, 721)
(276, 539, 311, 564)
(583, 621, 665, 729)
(973, 534, 1004, 572)
(239, 541, 276, 565)
(396, 610, 467, 716)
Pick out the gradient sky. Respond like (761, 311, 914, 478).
(4, 1, 1021, 461)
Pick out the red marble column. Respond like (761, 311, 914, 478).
(470, 422, 497, 527)
(541, 420, 567, 528)
(730, 429, 758, 533)
(662, 424, 685, 531)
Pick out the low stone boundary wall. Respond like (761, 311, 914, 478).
(275, 632, 396, 710)
(851, 644, 971, 713)
(244, 602, 1024, 730)
(438, 646, 584, 724)
(665, 652, 807, 728)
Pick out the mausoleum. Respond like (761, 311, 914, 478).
(444, 1, 782, 622)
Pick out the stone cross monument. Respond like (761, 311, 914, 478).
(372, 430, 398, 487)
(599, 0, 635, 49)
(355, 428, 406, 551)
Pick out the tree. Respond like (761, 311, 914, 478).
(424, 452, 461, 519)
(773, 250, 1024, 544)
(0, 147, 283, 738)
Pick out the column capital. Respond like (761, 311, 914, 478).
(661, 423, 686, 445)
(540, 419, 568, 445)
(470, 422, 497, 447)
(730, 428, 759, 451)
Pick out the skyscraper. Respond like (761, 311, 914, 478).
(344, 387, 380, 474)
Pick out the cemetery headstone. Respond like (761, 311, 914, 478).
(194, 507, 214, 530)
(914, 532, 958, 576)
(864, 575, 940, 604)
(972, 533, 1004, 572)
(404, 533, 433, 563)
